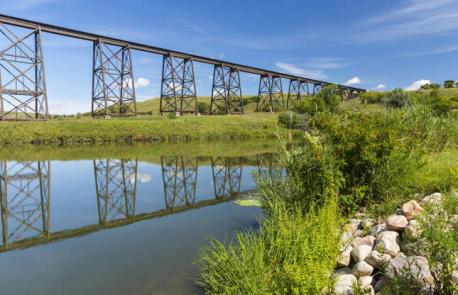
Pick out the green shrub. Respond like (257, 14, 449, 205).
(277, 112, 307, 129)
(443, 80, 455, 88)
(292, 85, 341, 115)
(197, 101, 210, 114)
(360, 91, 385, 104)
(382, 89, 409, 108)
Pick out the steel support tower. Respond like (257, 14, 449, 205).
(256, 74, 284, 112)
(0, 161, 50, 250)
(159, 54, 197, 115)
(161, 156, 198, 209)
(286, 79, 313, 108)
(210, 64, 243, 114)
(91, 40, 137, 117)
(94, 159, 138, 224)
(0, 22, 48, 120)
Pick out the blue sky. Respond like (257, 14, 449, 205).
(2, 0, 458, 114)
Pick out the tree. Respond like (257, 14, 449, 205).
(443, 80, 455, 88)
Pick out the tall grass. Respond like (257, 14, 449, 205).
(198, 134, 343, 295)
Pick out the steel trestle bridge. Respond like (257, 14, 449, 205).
(0, 14, 365, 120)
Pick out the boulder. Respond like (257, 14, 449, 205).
(386, 256, 434, 286)
(375, 231, 400, 257)
(452, 270, 458, 285)
(400, 239, 427, 256)
(402, 200, 424, 220)
(358, 276, 373, 288)
(404, 220, 422, 240)
(334, 274, 357, 295)
(341, 230, 353, 247)
(361, 218, 374, 230)
(351, 245, 373, 263)
(352, 236, 376, 248)
(338, 245, 353, 267)
(346, 219, 361, 233)
(386, 215, 408, 231)
(352, 261, 374, 278)
(421, 193, 442, 205)
(370, 223, 386, 237)
(365, 250, 392, 268)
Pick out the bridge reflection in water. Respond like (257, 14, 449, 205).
(0, 154, 283, 253)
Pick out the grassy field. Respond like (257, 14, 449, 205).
(0, 113, 296, 146)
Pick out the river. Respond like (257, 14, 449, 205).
(0, 141, 282, 295)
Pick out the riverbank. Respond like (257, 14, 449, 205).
(0, 113, 296, 146)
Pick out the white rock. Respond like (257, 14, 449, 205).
(386, 256, 433, 285)
(352, 236, 376, 248)
(338, 245, 353, 267)
(402, 200, 424, 220)
(370, 223, 386, 236)
(421, 192, 442, 205)
(334, 274, 357, 295)
(352, 261, 374, 278)
(335, 267, 352, 275)
(386, 215, 408, 231)
(346, 219, 361, 233)
(351, 245, 373, 263)
(358, 276, 373, 288)
(365, 250, 392, 268)
(404, 220, 422, 240)
(375, 231, 400, 257)
(452, 270, 458, 285)
(341, 230, 353, 247)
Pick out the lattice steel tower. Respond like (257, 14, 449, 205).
(0, 22, 48, 120)
(256, 74, 284, 112)
(92, 40, 137, 117)
(211, 157, 243, 198)
(210, 64, 243, 114)
(159, 54, 197, 115)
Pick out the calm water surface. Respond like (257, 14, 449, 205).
(0, 143, 282, 295)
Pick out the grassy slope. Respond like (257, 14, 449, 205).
(135, 96, 260, 114)
(0, 113, 294, 145)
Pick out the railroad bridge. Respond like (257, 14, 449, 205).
(0, 14, 365, 120)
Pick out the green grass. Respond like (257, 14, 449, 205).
(0, 113, 298, 146)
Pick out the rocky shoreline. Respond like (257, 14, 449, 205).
(334, 192, 458, 295)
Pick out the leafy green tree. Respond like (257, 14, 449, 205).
(443, 80, 455, 88)
(382, 88, 409, 108)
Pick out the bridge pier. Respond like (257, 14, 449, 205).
(256, 74, 284, 112)
(159, 54, 197, 115)
(93, 159, 138, 224)
(210, 64, 243, 115)
(211, 157, 242, 198)
(0, 161, 50, 250)
(0, 23, 49, 121)
(91, 40, 137, 118)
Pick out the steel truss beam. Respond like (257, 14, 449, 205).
(93, 159, 138, 224)
(0, 161, 50, 250)
(256, 75, 284, 112)
(210, 64, 243, 114)
(161, 156, 198, 209)
(92, 40, 136, 118)
(211, 157, 243, 198)
(0, 23, 48, 121)
(159, 54, 197, 115)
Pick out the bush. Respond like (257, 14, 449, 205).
(382, 89, 409, 108)
(292, 84, 341, 115)
(197, 101, 210, 114)
(277, 112, 307, 129)
(360, 91, 384, 104)
(443, 80, 455, 88)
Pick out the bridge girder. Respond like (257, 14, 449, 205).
(159, 54, 197, 115)
(91, 40, 137, 118)
(0, 23, 48, 121)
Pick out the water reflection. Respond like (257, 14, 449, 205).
(0, 154, 282, 253)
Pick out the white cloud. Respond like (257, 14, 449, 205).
(135, 173, 153, 184)
(274, 62, 327, 80)
(374, 84, 386, 90)
(344, 77, 361, 86)
(136, 77, 151, 88)
(303, 58, 348, 69)
(405, 79, 430, 91)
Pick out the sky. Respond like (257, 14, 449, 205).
(2, 0, 458, 114)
